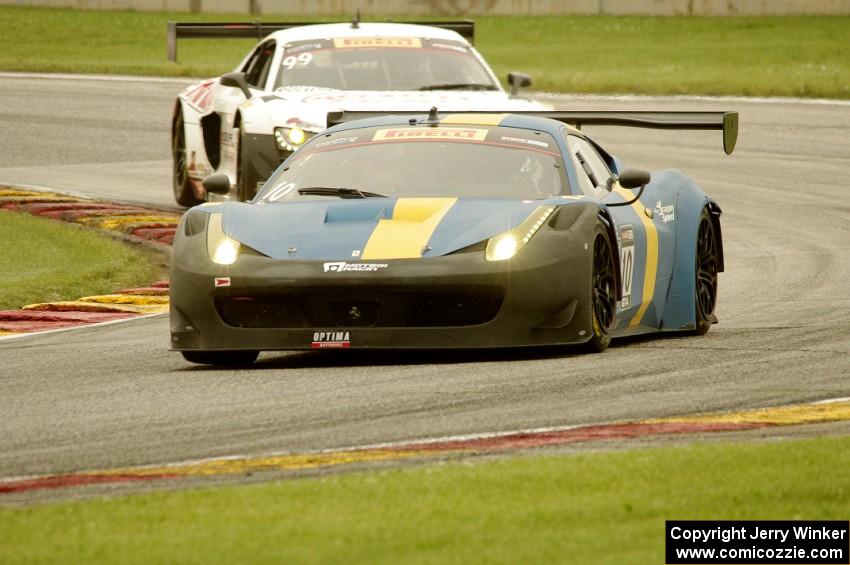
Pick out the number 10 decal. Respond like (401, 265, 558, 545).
(619, 225, 635, 310)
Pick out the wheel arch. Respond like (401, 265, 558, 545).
(660, 179, 723, 331)
(596, 207, 623, 302)
(706, 200, 725, 273)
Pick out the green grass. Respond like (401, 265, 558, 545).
(0, 210, 166, 310)
(1, 7, 849, 97)
(2, 436, 848, 564)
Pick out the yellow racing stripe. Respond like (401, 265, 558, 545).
(614, 186, 658, 327)
(440, 113, 507, 126)
(361, 198, 457, 260)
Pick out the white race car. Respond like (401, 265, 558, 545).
(171, 19, 548, 206)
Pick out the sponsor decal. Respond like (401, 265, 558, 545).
(323, 262, 388, 273)
(285, 42, 323, 54)
(333, 37, 421, 49)
(181, 79, 215, 113)
(373, 128, 488, 142)
(619, 225, 635, 310)
(351, 250, 361, 257)
(315, 136, 358, 149)
(501, 136, 549, 148)
(431, 42, 468, 53)
(654, 201, 675, 224)
(214, 277, 231, 287)
(312, 330, 351, 348)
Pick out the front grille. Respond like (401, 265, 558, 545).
(216, 287, 503, 329)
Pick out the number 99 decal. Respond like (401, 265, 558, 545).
(282, 52, 313, 70)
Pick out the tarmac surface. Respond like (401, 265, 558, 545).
(1, 75, 848, 481)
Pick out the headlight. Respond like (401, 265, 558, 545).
(488, 235, 518, 261)
(274, 127, 311, 151)
(206, 213, 241, 265)
(485, 206, 556, 261)
(212, 238, 239, 265)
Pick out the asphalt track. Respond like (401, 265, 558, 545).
(1, 75, 849, 480)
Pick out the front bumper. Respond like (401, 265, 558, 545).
(170, 214, 598, 351)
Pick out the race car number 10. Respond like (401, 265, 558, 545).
(619, 225, 635, 310)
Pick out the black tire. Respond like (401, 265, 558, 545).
(583, 225, 617, 353)
(694, 208, 720, 335)
(181, 350, 259, 366)
(172, 110, 203, 207)
(237, 125, 261, 202)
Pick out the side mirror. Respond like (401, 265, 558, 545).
(618, 169, 651, 190)
(202, 173, 231, 195)
(507, 72, 532, 95)
(220, 72, 252, 99)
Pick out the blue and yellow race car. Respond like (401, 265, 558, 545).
(170, 109, 737, 365)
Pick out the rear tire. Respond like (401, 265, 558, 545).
(172, 110, 203, 207)
(583, 225, 617, 353)
(694, 208, 720, 335)
(181, 350, 259, 366)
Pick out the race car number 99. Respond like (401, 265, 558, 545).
(282, 53, 313, 69)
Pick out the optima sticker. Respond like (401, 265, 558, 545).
(333, 37, 421, 49)
(372, 128, 488, 141)
(312, 331, 351, 348)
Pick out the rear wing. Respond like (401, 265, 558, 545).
(167, 19, 475, 62)
(326, 110, 739, 155)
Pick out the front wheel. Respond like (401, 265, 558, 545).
(172, 109, 203, 207)
(694, 208, 720, 335)
(583, 226, 617, 353)
(181, 350, 259, 366)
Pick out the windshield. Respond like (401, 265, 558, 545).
(274, 37, 499, 91)
(257, 125, 568, 202)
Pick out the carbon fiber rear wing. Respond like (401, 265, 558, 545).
(326, 110, 739, 155)
(167, 19, 475, 62)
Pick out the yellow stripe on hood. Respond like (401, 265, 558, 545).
(361, 198, 457, 259)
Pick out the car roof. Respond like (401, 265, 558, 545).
(325, 113, 571, 138)
(266, 22, 470, 46)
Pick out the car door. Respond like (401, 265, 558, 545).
(213, 40, 278, 178)
(565, 134, 656, 331)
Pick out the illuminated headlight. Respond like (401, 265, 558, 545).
(485, 206, 556, 261)
(274, 127, 311, 151)
(212, 238, 240, 265)
(206, 213, 241, 265)
(488, 235, 518, 261)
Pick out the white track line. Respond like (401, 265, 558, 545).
(533, 92, 850, 107)
(6, 394, 850, 484)
(2, 181, 185, 213)
(3, 71, 850, 106)
(6, 395, 850, 484)
(0, 313, 165, 343)
(0, 71, 194, 85)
